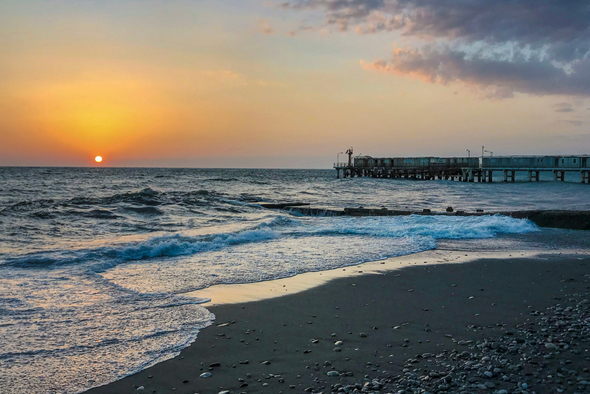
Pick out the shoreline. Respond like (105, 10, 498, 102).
(187, 249, 543, 307)
(85, 247, 590, 394)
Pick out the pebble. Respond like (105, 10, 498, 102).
(335, 341, 343, 346)
(200, 372, 212, 378)
(359, 332, 367, 338)
(327, 371, 340, 377)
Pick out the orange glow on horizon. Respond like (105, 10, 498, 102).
(95, 156, 103, 163)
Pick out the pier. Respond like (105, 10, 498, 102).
(334, 149, 590, 183)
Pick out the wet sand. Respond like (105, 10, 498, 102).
(85, 252, 590, 394)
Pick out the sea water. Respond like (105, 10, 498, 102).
(1, 167, 588, 393)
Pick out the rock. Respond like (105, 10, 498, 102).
(209, 362, 221, 368)
(483, 371, 493, 378)
(335, 341, 343, 346)
(545, 343, 558, 350)
(327, 371, 340, 377)
(136, 387, 145, 391)
(359, 332, 367, 338)
(261, 360, 271, 365)
(200, 372, 212, 378)
(219, 391, 230, 394)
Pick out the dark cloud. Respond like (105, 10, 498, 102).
(363, 46, 590, 97)
(282, 0, 590, 97)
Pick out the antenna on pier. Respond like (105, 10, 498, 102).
(345, 147, 353, 167)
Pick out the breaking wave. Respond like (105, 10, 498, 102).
(1, 214, 536, 269)
(300, 215, 538, 239)
(2, 228, 280, 268)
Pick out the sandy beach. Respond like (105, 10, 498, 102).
(85, 250, 590, 394)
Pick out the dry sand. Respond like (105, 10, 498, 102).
(85, 251, 590, 394)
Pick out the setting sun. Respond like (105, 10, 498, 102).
(95, 156, 103, 163)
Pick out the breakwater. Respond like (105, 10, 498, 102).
(260, 203, 590, 231)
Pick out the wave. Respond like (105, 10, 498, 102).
(3, 188, 242, 222)
(68, 187, 163, 207)
(204, 178, 240, 182)
(122, 207, 164, 216)
(294, 215, 539, 240)
(2, 228, 280, 268)
(1, 214, 535, 269)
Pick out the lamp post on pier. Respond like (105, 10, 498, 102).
(466, 149, 471, 158)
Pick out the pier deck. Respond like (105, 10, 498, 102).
(334, 155, 590, 183)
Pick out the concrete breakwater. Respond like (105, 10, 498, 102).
(259, 203, 590, 231)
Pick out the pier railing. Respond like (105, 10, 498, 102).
(333, 162, 350, 168)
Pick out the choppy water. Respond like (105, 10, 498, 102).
(1, 167, 588, 394)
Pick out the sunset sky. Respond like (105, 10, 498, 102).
(1, 0, 589, 168)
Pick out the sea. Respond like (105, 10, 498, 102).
(1, 167, 589, 394)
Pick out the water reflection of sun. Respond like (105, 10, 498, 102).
(95, 156, 103, 163)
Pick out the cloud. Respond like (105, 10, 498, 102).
(553, 132, 590, 140)
(362, 46, 590, 97)
(558, 120, 584, 127)
(256, 20, 276, 35)
(552, 103, 575, 113)
(282, 0, 590, 97)
(287, 24, 316, 37)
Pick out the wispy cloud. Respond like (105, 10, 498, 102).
(256, 20, 276, 35)
(558, 120, 584, 127)
(282, 0, 590, 98)
(552, 103, 575, 113)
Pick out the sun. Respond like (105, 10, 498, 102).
(95, 156, 103, 163)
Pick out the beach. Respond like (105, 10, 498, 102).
(86, 250, 590, 394)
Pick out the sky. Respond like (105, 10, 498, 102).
(1, 0, 589, 168)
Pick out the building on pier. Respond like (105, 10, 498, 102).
(334, 154, 590, 183)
